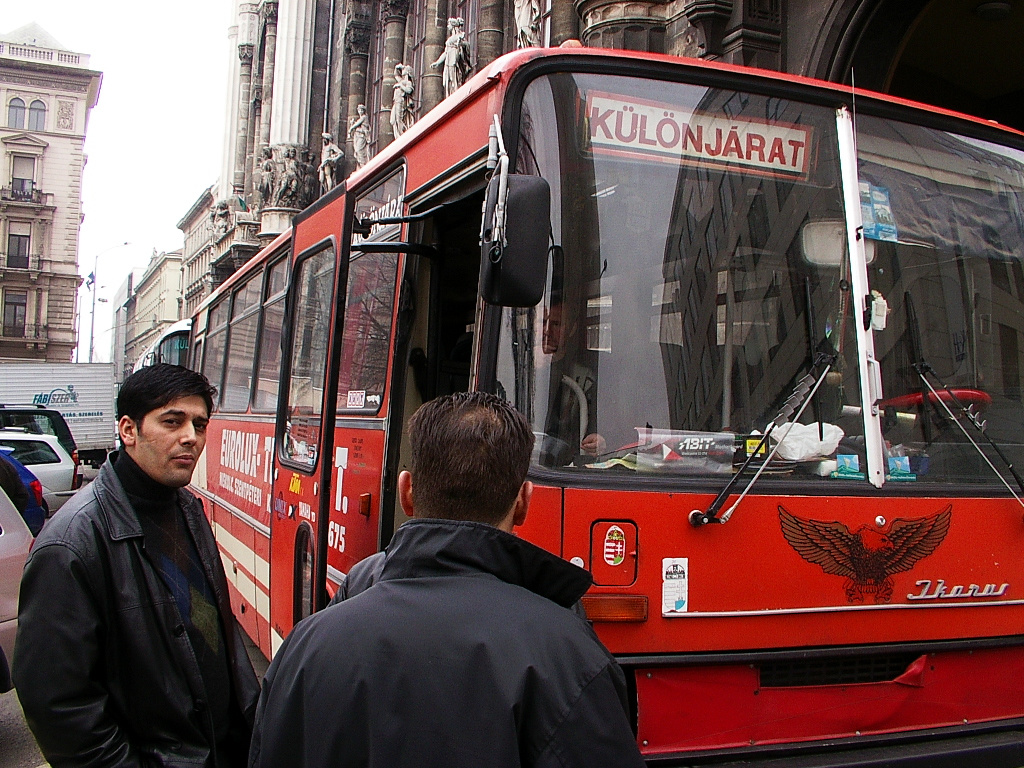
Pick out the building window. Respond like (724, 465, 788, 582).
(11, 156, 35, 198)
(540, 0, 553, 45)
(27, 100, 46, 131)
(7, 222, 31, 269)
(3, 291, 27, 337)
(406, 0, 427, 86)
(449, 0, 478, 57)
(7, 98, 26, 129)
(368, 8, 387, 140)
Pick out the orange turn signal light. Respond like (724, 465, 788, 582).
(581, 594, 649, 622)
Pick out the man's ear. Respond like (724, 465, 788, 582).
(398, 470, 414, 517)
(511, 481, 533, 528)
(118, 415, 139, 448)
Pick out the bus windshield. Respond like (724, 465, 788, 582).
(495, 71, 1024, 488)
(859, 118, 1024, 488)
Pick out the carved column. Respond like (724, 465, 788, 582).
(270, 0, 316, 149)
(307, 0, 333, 150)
(550, 0, 580, 47)
(344, 14, 372, 177)
(721, 0, 782, 69)
(244, 84, 261, 199)
(219, 22, 241, 202)
(420, 0, 447, 114)
(680, 0, 732, 58)
(477, 0, 504, 68)
(576, 0, 666, 51)
(232, 3, 259, 197)
(379, 0, 410, 148)
(264, 0, 317, 235)
(257, 1, 279, 166)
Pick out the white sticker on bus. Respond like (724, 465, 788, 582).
(587, 91, 812, 178)
(335, 446, 348, 515)
(662, 558, 689, 616)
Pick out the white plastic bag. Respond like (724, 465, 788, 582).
(770, 422, 844, 461)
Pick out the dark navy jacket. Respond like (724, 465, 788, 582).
(250, 518, 645, 768)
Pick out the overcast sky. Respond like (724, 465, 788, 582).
(4, 0, 234, 362)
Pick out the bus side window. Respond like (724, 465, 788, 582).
(202, 300, 230, 407)
(253, 258, 289, 412)
(282, 246, 336, 469)
(222, 276, 263, 411)
(335, 251, 400, 415)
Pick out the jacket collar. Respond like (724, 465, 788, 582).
(380, 518, 593, 608)
(92, 452, 195, 542)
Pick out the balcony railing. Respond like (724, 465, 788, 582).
(1, 184, 48, 204)
(0, 42, 90, 68)
(0, 253, 41, 270)
(0, 323, 48, 341)
(210, 215, 260, 272)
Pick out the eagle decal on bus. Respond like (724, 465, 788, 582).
(779, 506, 951, 604)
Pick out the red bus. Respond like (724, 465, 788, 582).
(191, 46, 1024, 765)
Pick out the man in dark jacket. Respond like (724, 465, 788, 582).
(14, 364, 259, 768)
(249, 391, 645, 768)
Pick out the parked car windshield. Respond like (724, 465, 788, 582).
(0, 410, 76, 457)
(0, 438, 62, 465)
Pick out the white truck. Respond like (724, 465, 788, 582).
(0, 363, 117, 466)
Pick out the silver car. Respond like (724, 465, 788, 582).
(0, 484, 32, 691)
(0, 430, 78, 513)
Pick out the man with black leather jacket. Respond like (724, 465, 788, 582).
(14, 364, 259, 768)
(249, 391, 645, 768)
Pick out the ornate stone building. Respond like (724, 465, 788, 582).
(0, 23, 101, 361)
(178, 186, 218, 318)
(120, 249, 184, 372)
(200, 0, 1023, 281)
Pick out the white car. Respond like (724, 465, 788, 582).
(0, 430, 78, 513)
(0, 484, 32, 691)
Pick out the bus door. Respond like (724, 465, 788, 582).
(375, 178, 494, 549)
(268, 194, 350, 653)
(322, 169, 407, 596)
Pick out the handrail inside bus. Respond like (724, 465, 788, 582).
(354, 241, 439, 259)
(353, 203, 447, 235)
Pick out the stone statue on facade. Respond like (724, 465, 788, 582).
(390, 64, 415, 138)
(255, 146, 276, 210)
(301, 147, 318, 207)
(274, 146, 302, 208)
(210, 199, 232, 237)
(348, 104, 371, 168)
(431, 18, 472, 98)
(514, 0, 542, 48)
(318, 132, 344, 192)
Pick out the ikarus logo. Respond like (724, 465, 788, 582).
(32, 385, 79, 406)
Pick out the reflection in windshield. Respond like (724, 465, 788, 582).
(859, 117, 1024, 487)
(495, 72, 1024, 489)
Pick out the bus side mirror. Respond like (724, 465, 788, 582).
(479, 174, 550, 307)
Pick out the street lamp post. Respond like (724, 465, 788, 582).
(88, 297, 109, 363)
(82, 242, 129, 363)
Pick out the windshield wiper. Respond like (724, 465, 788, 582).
(690, 349, 838, 527)
(912, 360, 1024, 508)
(905, 291, 1024, 507)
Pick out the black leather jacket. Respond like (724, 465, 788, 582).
(14, 457, 260, 768)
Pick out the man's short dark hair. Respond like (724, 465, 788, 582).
(117, 364, 217, 424)
(408, 392, 534, 525)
